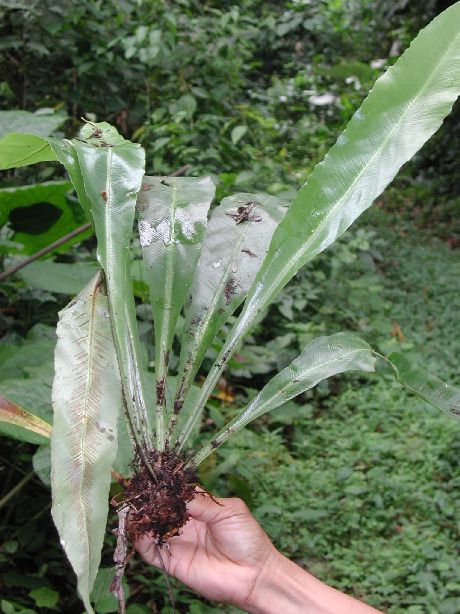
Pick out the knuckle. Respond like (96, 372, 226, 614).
(227, 497, 249, 514)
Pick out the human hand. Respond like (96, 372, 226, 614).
(135, 491, 278, 609)
(136, 491, 383, 614)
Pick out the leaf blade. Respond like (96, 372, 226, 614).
(191, 333, 376, 465)
(51, 271, 122, 613)
(188, 4, 460, 442)
(0, 133, 57, 170)
(249, 5, 460, 314)
(0, 396, 51, 444)
(74, 138, 151, 450)
(175, 192, 286, 443)
(386, 352, 460, 419)
(137, 176, 215, 448)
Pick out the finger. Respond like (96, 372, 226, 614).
(135, 534, 161, 565)
(187, 490, 241, 523)
(187, 490, 225, 523)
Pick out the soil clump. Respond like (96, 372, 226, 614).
(120, 448, 197, 546)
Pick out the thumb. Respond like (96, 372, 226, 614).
(187, 490, 227, 523)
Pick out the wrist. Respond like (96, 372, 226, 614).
(242, 550, 313, 614)
(242, 550, 382, 614)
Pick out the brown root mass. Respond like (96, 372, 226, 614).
(120, 448, 197, 546)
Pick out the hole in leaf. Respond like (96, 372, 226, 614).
(9, 203, 63, 235)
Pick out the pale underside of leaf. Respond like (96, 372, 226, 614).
(184, 4, 460, 444)
(175, 192, 286, 446)
(51, 271, 122, 614)
(137, 175, 215, 449)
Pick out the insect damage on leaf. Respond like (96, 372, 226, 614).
(226, 202, 262, 224)
(173, 399, 184, 415)
(156, 377, 166, 406)
(190, 313, 202, 327)
(241, 247, 257, 257)
(224, 277, 239, 304)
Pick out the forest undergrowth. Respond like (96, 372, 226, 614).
(2, 204, 459, 614)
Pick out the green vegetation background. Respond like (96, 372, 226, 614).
(1, 1, 459, 613)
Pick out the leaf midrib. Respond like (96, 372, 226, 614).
(237, 346, 372, 427)
(76, 279, 99, 585)
(253, 27, 460, 317)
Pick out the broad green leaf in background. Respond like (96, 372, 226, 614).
(51, 271, 121, 614)
(191, 333, 377, 465)
(73, 132, 151, 451)
(0, 109, 67, 139)
(29, 587, 60, 609)
(0, 377, 52, 427)
(175, 192, 286, 445)
(0, 323, 55, 382)
(137, 175, 215, 449)
(386, 352, 460, 419)
(90, 567, 129, 614)
(0, 325, 54, 436)
(0, 396, 51, 444)
(0, 107, 67, 170)
(0, 132, 57, 170)
(0, 181, 91, 255)
(18, 261, 99, 295)
(187, 3, 460, 440)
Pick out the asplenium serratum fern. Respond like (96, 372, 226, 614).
(1, 4, 460, 612)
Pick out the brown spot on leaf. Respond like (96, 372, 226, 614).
(156, 378, 166, 405)
(173, 399, 184, 415)
(241, 248, 256, 257)
(136, 193, 149, 211)
(224, 277, 239, 304)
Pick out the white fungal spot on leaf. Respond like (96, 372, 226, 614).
(176, 209, 195, 240)
(156, 218, 174, 245)
(139, 219, 154, 247)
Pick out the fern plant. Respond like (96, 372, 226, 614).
(1, 4, 460, 613)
